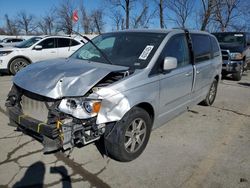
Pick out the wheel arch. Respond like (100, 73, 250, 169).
(214, 74, 219, 82)
(8, 56, 32, 71)
(135, 102, 155, 125)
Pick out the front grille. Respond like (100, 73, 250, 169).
(21, 95, 49, 122)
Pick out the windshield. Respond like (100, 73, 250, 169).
(71, 32, 166, 69)
(16, 37, 42, 48)
(213, 33, 245, 45)
(2, 38, 8, 43)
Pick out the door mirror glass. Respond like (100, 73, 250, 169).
(163, 57, 177, 71)
(34, 45, 42, 50)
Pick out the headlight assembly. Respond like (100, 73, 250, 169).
(58, 98, 102, 119)
(230, 52, 242, 60)
(0, 51, 13, 56)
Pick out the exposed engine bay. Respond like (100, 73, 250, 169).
(6, 69, 132, 153)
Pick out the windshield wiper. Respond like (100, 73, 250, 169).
(72, 31, 113, 65)
(83, 36, 113, 65)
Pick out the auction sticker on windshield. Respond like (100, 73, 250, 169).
(139, 45, 154, 60)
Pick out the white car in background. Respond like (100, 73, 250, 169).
(0, 38, 25, 48)
(0, 36, 83, 74)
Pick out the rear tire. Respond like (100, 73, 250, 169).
(9, 58, 29, 75)
(200, 79, 218, 106)
(104, 107, 152, 162)
(221, 73, 227, 80)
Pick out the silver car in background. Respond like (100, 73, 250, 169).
(6, 29, 222, 162)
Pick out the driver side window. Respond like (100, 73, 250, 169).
(38, 38, 55, 49)
(163, 34, 190, 68)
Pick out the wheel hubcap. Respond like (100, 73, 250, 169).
(208, 82, 216, 103)
(14, 61, 28, 73)
(124, 118, 146, 153)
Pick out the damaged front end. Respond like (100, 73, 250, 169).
(5, 85, 106, 153)
(6, 67, 132, 153)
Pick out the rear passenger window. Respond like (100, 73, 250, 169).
(191, 34, 211, 63)
(57, 38, 79, 48)
(210, 36, 220, 57)
(13, 39, 23, 42)
(71, 39, 80, 46)
(163, 34, 190, 68)
(38, 38, 55, 49)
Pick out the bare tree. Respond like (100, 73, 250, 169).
(91, 9, 105, 34)
(4, 14, 19, 35)
(132, 1, 153, 28)
(110, 10, 123, 30)
(236, 0, 250, 31)
(166, 0, 194, 28)
(0, 28, 6, 35)
(213, 0, 241, 31)
(38, 9, 56, 35)
(79, 3, 91, 34)
(199, 0, 218, 30)
(16, 11, 36, 34)
(107, 0, 136, 29)
(56, 0, 74, 34)
(154, 0, 167, 28)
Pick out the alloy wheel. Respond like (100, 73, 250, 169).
(124, 118, 147, 153)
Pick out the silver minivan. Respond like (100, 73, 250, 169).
(6, 29, 222, 161)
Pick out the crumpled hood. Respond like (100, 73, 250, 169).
(13, 58, 128, 99)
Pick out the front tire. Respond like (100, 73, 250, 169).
(200, 79, 218, 106)
(232, 65, 243, 81)
(104, 107, 152, 162)
(9, 58, 29, 75)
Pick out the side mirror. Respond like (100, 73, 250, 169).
(163, 57, 177, 72)
(34, 45, 42, 50)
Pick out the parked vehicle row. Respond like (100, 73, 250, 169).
(212, 32, 250, 81)
(0, 35, 83, 74)
(0, 37, 25, 48)
(6, 29, 222, 162)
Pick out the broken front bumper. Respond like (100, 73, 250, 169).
(7, 105, 62, 153)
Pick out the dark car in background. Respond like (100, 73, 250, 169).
(212, 32, 250, 81)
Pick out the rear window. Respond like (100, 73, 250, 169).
(191, 34, 212, 63)
(213, 33, 245, 45)
(210, 36, 220, 57)
(57, 38, 80, 48)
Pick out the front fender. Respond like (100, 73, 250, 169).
(95, 81, 159, 124)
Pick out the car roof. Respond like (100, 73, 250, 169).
(2, 37, 24, 40)
(103, 28, 211, 36)
(41, 35, 82, 42)
(43, 35, 77, 39)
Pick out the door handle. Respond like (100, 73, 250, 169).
(50, 51, 56, 53)
(196, 70, 200, 74)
